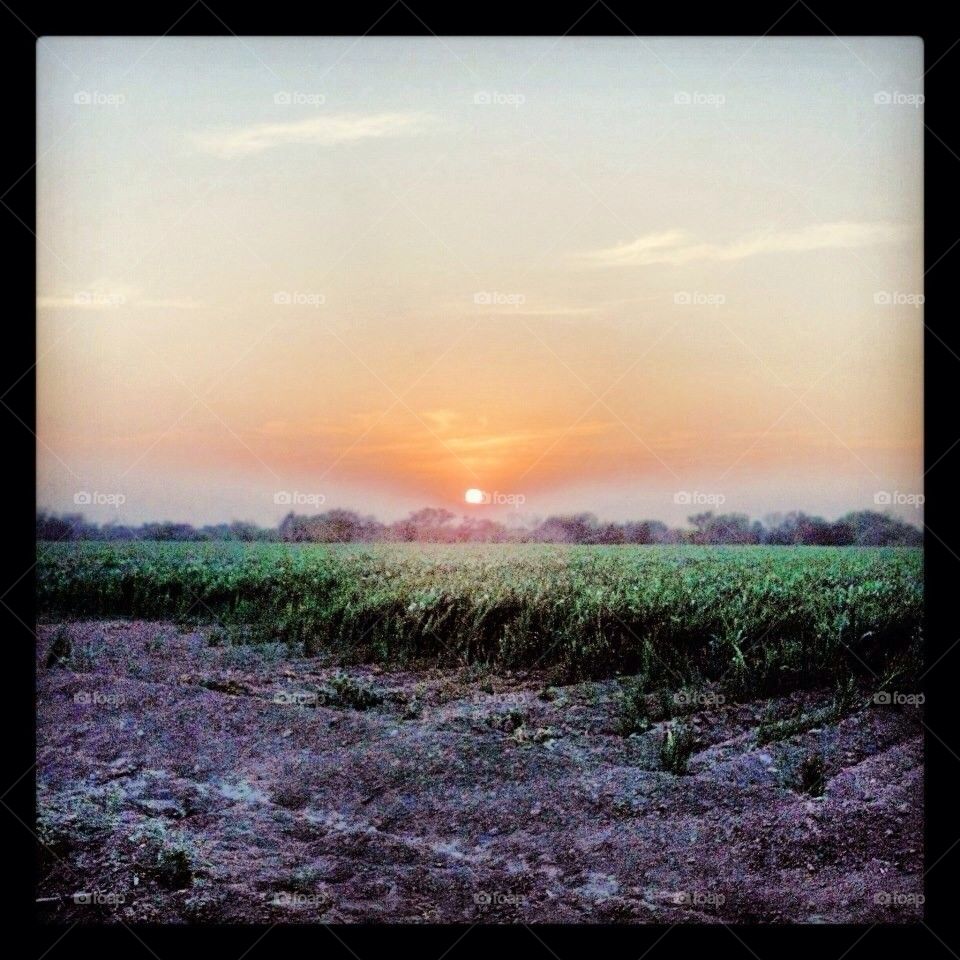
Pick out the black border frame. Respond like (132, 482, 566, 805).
(3, 2, 956, 955)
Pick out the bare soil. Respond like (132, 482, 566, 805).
(36, 621, 924, 923)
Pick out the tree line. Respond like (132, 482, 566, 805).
(36, 507, 923, 546)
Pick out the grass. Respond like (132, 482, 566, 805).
(756, 674, 867, 745)
(660, 722, 697, 774)
(37, 542, 923, 694)
(130, 819, 200, 888)
(318, 672, 385, 710)
(617, 679, 652, 736)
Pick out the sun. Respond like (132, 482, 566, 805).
(464, 488, 485, 504)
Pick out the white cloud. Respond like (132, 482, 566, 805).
(580, 221, 906, 268)
(195, 112, 435, 158)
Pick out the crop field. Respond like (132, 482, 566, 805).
(36, 543, 925, 923)
(37, 542, 923, 691)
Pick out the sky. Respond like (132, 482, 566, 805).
(36, 37, 924, 526)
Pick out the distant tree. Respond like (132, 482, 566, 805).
(621, 520, 669, 544)
(841, 510, 923, 547)
(35, 505, 922, 546)
(533, 513, 600, 544)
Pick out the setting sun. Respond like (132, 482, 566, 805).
(464, 488, 485, 505)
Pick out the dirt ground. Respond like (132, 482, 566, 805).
(36, 621, 924, 924)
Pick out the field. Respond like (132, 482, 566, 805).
(36, 543, 925, 923)
(38, 542, 923, 689)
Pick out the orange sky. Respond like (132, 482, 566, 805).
(36, 38, 923, 525)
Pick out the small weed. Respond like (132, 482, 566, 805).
(617, 679, 651, 737)
(144, 633, 165, 654)
(45, 626, 72, 668)
(512, 724, 558, 745)
(485, 708, 526, 733)
(319, 672, 384, 710)
(130, 819, 200, 889)
(659, 722, 696, 775)
(45, 628, 103, 672)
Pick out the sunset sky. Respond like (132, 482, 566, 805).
(37, 37, 923, 526)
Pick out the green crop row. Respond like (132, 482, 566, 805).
(37, 542, 923, 692)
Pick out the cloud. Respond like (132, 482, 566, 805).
(580, 221, 906, 268)
(195, 112, 435, 158)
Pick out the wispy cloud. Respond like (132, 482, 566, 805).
(580, 221, 906, 268)
(195, 112, 436, 158)
(37, 281, 201, 311)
